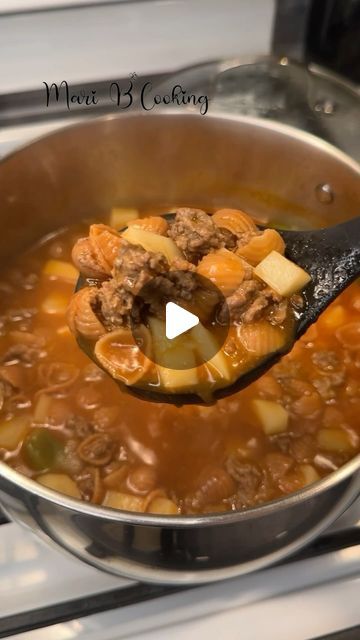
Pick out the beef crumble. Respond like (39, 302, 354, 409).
(96, 239, 217, 327)
(92, 211, 290, 331)
(218, 279, 287, 325)
(168, 208, 224, 262)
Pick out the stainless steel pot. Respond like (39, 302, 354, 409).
(0, 112, 359, 584)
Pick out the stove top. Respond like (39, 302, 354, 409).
(0, 501, 359, 639)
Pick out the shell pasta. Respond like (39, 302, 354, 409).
(68, 207, 310, 399)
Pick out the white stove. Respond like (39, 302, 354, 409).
(0, 501, 360, 639)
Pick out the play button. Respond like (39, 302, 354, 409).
(165, 302, 199, 340)
(130, 270, 229, 370)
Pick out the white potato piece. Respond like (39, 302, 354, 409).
(37, 473, 81, 499)
(300, 464, 320, 485)
(0, 415, 30, 449)
(122, 227, 182, 262)
(148, 317, 198, 390)
(41, 292, 69, 315)
(109, 207, 139, 229)
(254, 250, 311, 296)
(157, 365, 198, 390)
(252, 399, 289, 434)
(42, 260, 78, 283)
(147, 497, 178, 514)
(317, 428, 353, 452)
(191, 323, 232, 381)
(104, 490, 145, 512)
(33, 394, 52, 423)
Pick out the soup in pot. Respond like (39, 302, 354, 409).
(0, 210, 359, 515)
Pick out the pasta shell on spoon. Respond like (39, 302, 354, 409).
(67, 287, 106, 340)
(212, 208, 258, 235)
(237, 228, 285, 265)
(94, 325, 153, 385)
(127, 215, 169, 236)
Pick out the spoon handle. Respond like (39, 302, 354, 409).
(280, 216, 360, 333)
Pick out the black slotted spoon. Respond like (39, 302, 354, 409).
(75, 214, 360, 404)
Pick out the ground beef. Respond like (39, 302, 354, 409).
(97, 241, 168, 328)
(312, 372, 346, 400)
(97, 279, 135, 328)
(226, 456, 262, 490)
(97, 239, 213, 327)
(168, 208, 223, 262)
(236, 230, 260, 248)
(1, 344, 41, 365)
(219, 227, 238, 250)
(170, 257, 196, 272)
(113, 241, 168, 295)
(311, 350, 341, 372)
(219, 279, 286, 325)
(66, 414, 94, 439)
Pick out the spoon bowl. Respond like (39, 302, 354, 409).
(75, 214, 360, 405)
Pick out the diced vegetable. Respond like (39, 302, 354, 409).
(41, 292, 69, 315)
(149, 317, 195, 367)
(37, 473, 81, 498)
(147, 497, 178, 514)
(42, 260, 79, 283)
(190, 323, 232, 381)
(23, 428, 63, 471)
(148, 317, 199, 390)
(156, 365, 199, 391)
(122, 227, 182, 262)
(319, 304, 347, 329)
(317, 428, 353, 452)
(252, 399, 289, 434)
(300, 464, 320, 485)
(103, 490, 145, 511)
(0, 415, 30, 449)
(109, 207, 139, 229)
(33, 394, 52, 422)
(254, 250, 311, 296)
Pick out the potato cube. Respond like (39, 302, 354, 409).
(317, 428, 353, 452)
(41, 292, 69, 315)
(254, 250, 311, 296)
(252, 399, 289, 434)
(109, 207, 139, 229)
(148, 317, 198, 390)
(157, 365, 198, 391)
(191, 323, 232, 381)
(300, 464, 320, 485)
(147, 497, 178, 514)
(319, 304, 347, 329)
(0, 415, 30, 449)
(37, 473, 81, 499)
(122, 227, 182, 262)
(103, 490, 145, 511)
(42, 260, 78, 283)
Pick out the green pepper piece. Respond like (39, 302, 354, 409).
(23, 428, 63, 471)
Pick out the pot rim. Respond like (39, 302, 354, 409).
(1, 453, 359, 528)
(1, 110, 360, 176)
(0, 110, 359, 527)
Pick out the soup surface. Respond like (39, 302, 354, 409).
(0, 216, 359, 515)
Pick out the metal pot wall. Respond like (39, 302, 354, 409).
(0, 112, 359, 584)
